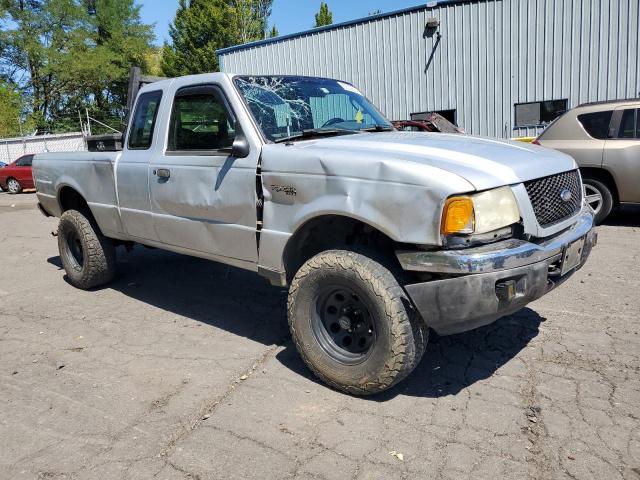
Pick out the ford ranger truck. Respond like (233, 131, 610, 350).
(33, 74, 597, 395)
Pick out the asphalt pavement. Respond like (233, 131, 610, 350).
(1, 191, 639, 480)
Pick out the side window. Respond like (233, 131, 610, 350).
(128, 91, 163, 150)
(167, 88, 235, 152)
(618, 109, 636, 139)
(16, 155, 33, 167)
(577, 110, 613, 139)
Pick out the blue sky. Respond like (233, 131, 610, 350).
(140, 0, 423, 46)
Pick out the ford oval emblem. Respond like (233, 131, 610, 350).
(560, 188, 572, 202)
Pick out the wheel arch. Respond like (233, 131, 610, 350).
(57, 185, 98, 224)
(281, 214, 401, 283)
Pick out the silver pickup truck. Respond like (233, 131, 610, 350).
(34, 74, 597, 395)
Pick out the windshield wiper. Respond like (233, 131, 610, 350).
(274, 128, 360, 143)
(362, 124, 394, 132)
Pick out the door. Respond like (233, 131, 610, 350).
(14, 154, 34, 188)
(604, 107, 640, 203)
(116, 90, 163, 241)
(149, 84, 259, 266)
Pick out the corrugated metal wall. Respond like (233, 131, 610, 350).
(219, 0, 640, 138)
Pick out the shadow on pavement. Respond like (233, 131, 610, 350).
(48, 247, 290, 348)
(48, 248, 543, 400)
(277, 307, 543, 400)
(603, 204, 640, 227)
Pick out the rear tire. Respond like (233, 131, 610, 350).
(583, 178, 613, 224)
(288, 250, 426, 395)
(6, 178, 22, 194)
(58, 209, 116, 289)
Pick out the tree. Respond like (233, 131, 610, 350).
(314, 2, 332, 27)
(230, 0, 273, 43)
(269, 24, 279, 38)
(0, 0, 88, 131)
(81, 0, 155, 117)
(0, 81, 25, 137)
(0, 0, 155, 133)
(161, 0, 238, 77)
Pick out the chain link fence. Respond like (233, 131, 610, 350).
(0, 132, 87, 164)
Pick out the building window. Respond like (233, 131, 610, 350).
(514, 99, 567, 127)
(411, 109, 457, 125)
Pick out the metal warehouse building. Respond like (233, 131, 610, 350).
(217, 0, 640, 138)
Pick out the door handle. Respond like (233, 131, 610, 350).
(155, 168, 171, 179)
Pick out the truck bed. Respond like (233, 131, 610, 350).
(33, 151, 125, 239)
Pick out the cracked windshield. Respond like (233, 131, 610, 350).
(235, 76, 392, 142)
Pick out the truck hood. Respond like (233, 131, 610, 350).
(292, 131, 577, 190)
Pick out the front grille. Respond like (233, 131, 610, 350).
(524, 170, 582, 227)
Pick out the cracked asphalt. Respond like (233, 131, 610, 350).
(1, 191, 639, 480)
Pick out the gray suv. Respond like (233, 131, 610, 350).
(536, 99, 640, 223)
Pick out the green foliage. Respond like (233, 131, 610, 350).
(231, 0, 273, 43)
(0, 0, 155, 135)
(0, 82, 24, 137)
(161, 0, 237, 77)
(269, 24, 279, 38)
(81, 0, 156, 115)
(161, 0, 273, 77)
(314, 2, 333, 27)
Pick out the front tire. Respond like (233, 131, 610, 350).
(583, 178, 613, 224)
(58, 210, 116, 289)
(6, 178, 22, 194)
(288, 250, 426, 395)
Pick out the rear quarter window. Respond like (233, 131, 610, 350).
(577, 110, 613, 139)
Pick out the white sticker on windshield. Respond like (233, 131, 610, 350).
(338, 82, 362, 95)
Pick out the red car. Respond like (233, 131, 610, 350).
(392, 113, 465, 134)
(0, 154, 35, 194)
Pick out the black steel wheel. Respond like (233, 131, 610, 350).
(64, 228, 85, 271)
(312, 285, 377, 365)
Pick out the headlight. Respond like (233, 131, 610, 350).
(441, 186, 520, 235)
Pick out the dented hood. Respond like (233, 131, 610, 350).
(284, 131, 577, 191)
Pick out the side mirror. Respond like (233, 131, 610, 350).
(231, 121, 250, 158)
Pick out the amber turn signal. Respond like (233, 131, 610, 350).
(441, 196, 474, 234)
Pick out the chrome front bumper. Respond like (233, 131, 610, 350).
(397, 209, 595, 275)
(398, 209, 597, 335)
